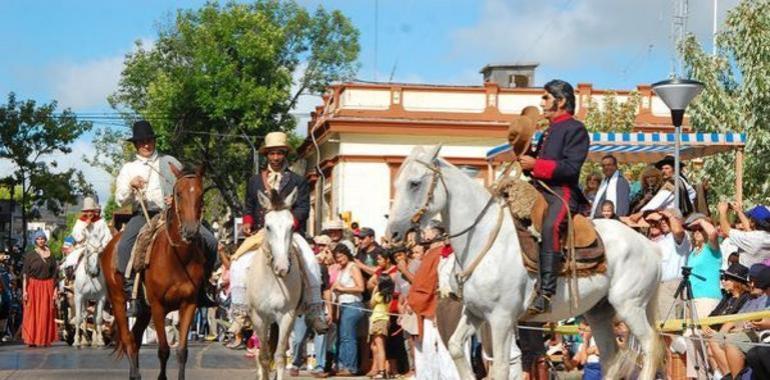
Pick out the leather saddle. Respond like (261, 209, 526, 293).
(130, 214, 164, 274)
(499, 179, 606, 277)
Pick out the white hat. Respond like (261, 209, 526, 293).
(322, 219, 344, 231)
(82, 197, 100, 211)
(313, 235, 332, 246)
(260, 131, 292, 154)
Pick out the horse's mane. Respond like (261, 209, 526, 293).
(267, 189, 290, 211)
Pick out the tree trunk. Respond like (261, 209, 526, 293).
(19, 177, 27, 254)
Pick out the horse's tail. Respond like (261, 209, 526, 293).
(110, 326, 128, 360)
(646, 283, 666, 372)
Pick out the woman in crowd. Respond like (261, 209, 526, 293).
(630, 166, 663, 213)
(332, 242, 365, 376)
(704, 263, 752, 377)
(685, 214, 723, 316)
(682, 213, 722, 379)
(583, 172, 602, 205)
(22, 230, 58, 347)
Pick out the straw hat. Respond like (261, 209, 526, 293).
(507, 106, 541, 158)
(322, 219, 344, 231)
(260, 131, 292, 154)
(82, 197, 101, 211)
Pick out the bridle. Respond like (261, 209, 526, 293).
(260, 204, 294, 276)
(408, 158, 497, 242)
(165, 174, 203, 247)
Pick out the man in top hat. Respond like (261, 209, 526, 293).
(718, 201, 770, 268)
(518, 79, 590, 315)
(637, 155, 696, 216)
(114, 120, 219, 311)
(242, 131, 310, 236)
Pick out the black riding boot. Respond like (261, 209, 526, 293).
(123, 274, 138, 317)
(196, 259, 218, 308)
(527, 251, 562, 315)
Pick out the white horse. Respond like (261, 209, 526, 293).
(72, 245, 107, 347)
(387, 146, 664, 380)
(245, 188, 325, 380)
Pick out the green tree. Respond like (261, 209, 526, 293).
(107, 1, 360, 214)
(581, 92, 645, 183)
(681, 0, 770, 203)
(583, 92, 641, 133)
(0, 93, 93, 252)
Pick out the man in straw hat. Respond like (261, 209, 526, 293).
(242, 131, 310, 237)
(114, 120, 219, 312)
(238, 131, 327, 332)
(517, 79, 590, 315)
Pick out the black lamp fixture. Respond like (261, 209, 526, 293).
(652, 78, 704, 127)
(651, 78, 704, 210)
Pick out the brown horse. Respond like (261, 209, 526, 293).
(101, 164, 206, 380)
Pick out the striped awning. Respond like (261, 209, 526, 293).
(486, 132, 746, 164)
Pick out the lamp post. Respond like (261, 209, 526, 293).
(651, 78, 704, 210)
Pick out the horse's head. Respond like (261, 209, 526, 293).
(169, 164, 205, 242)
(386, 145, 447, 242)
(85, 247, 101, 277)
(258, 188, 298, 277)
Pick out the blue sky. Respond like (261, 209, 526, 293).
(0, 0, 739, 201)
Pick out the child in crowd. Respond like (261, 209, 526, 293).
(369, 276, 395, 379)
(600, 200, 618, 219)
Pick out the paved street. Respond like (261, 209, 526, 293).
(0, 342, 366, 380)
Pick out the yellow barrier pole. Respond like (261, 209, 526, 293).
(536, 310, 770, 335)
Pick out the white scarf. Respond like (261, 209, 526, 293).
(591, 171, 620, 218)
(267, 164, 284, 191)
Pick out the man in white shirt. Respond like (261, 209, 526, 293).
(114, 121, 219, 310)
(718, 202, 770, 268)
(645, 208, 691, 318)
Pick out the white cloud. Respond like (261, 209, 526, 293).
(0, 137, 112, 206)
(451, 0, 739, 72)
(49, 56, 124, 109)
(47, 37, 155, 110)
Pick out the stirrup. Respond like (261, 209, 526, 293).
(526, 293, 552, 315)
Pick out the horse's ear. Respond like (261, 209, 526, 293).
(196, 165, 205, 178)
(257, 191, 272, 211)
(169, 163, 183, 179)
(284, 187, 298, 208)
(427, 144, 443, 162)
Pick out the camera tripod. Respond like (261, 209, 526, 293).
(660, 266, 712, 376)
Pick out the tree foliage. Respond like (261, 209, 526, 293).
(0, 93, 93, 251)
(681, 0, 770, 203)
(107, 1, 360, 215)
(583, 92, 641, 133)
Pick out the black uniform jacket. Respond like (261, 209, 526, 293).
(529, 114, 591, 208)
(244, 168, 310, 235)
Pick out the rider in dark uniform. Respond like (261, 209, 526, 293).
(518, 80, 590, 315)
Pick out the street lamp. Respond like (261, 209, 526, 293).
(652, 78, 704, 210)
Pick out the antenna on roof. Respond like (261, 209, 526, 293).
(670, 0, 689, 76)
(389, 59, 398, 82)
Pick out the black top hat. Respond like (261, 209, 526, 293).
(654, 155, 684, 170)
(721, 263, 749, 283)
(127, 120, 156, 143)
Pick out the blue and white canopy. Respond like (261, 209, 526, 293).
(486, 131, 746, 164)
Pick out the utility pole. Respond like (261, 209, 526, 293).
(712, 0, 718, 55)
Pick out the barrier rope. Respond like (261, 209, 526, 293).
(319, 298, 770, 348)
